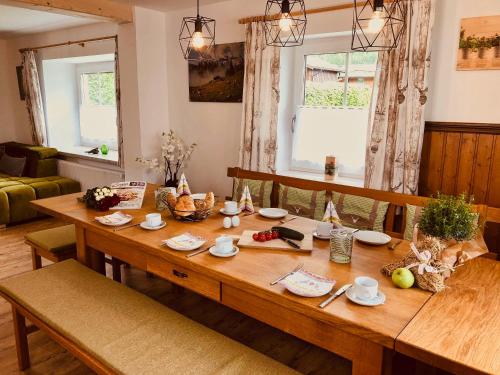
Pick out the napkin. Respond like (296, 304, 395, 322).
(177, 173, 191, 196)
(95, 211, 132, 225)
(322, 201, 342, 226)
(163, 233, 205, 251)
(239, 185, 255, 213)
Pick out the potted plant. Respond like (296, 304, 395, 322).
(459, 28, 469, 59)
(136, 130, 196, 187)
(492, 34, 500, 58)
(418, 193, 479, 243)
(477, 36, 492, 59)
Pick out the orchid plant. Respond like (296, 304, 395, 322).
(136, 130, 197, 187)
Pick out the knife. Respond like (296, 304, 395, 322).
(318, 283, 352, 309)
(280, 237, 301, 249)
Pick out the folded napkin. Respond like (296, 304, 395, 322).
(239, 185, 255, 213)
(95, 211, 132, 225)
(322, 201, 342, 226)
(163, 233, 205, 251)
(177, 173, 191, 196)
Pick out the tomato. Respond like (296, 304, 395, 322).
(252, 233, 259, 241)
(271, 230, 279, 239)
(265, 232, 272, 241)
(258, 233, 266, 242)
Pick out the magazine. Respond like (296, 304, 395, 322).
(110, 181, 147, 210)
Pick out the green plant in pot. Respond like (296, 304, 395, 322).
(418, 193, 478, 242)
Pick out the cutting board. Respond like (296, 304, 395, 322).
(237, 230, 314, 252)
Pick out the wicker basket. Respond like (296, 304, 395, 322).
(165, 198, 215, 222)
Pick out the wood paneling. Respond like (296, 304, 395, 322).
(419, 121, 500, 253)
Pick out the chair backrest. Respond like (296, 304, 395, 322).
(228, 167, 490, 239)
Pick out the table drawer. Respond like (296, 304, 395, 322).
(147, 257, 221, 301)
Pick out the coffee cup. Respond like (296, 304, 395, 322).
(215, 236, 233, 254)
(353, 276, 378, 300)
(224, 201, 238, 214)
(317, 222, 333, 237)
(146, 213, 162, 228)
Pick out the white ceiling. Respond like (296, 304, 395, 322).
(112, 0, 229, 12)
(0, 4, 99, 38)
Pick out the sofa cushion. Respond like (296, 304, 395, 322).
(0, 154, 26, 177)
(331, 192, 389, 232)
(29, 181, 61, 199)
(25, 225, 76, 253)
(0, 260, 298, 375)
(51, 177, 81, 194)
(232, 178, 273, 208)
(278, 184, 326, 221)
(0, 190, 9, 224)
(1, 185, 37, 223)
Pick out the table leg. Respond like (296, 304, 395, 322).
(351, 341, 384, 375)
(75, 225, 91, 267)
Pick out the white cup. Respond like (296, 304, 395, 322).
(145, 213, 162, 228)
(215, 236, 233, 254)
(317, 222, 334, 237)
(224, 201, 238, 214)
(353, 276, 378, 300)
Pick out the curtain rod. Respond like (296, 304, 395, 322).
(19, 35, 117, 53)
(238, 1, 367, 25)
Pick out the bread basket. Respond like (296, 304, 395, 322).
(165, 197, 215, 222)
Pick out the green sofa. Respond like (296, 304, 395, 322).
(0, 142, 81, 226)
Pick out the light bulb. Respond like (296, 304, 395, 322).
(192, 31, 205, 49)
(367, 10, 385, 34)
(279, 13, 292, 32)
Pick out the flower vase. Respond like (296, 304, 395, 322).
(164, 176, 178, 188)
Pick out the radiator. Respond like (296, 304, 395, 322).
(57, 160, 125, 191)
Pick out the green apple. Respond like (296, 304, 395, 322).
(392, 268, 415, 289)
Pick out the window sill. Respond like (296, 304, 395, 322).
(277, 170, 364, 188)
(56, 145, 119, 166)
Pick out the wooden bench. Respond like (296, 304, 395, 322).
(0, 259, 298, 375)
(227, 167, 495, 241)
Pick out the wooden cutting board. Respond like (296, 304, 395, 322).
(237, 230, 314, 252)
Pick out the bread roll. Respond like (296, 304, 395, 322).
(166, 192, 177, 208)
(204, 192, 215, 209)
(175, 195, 195, 216)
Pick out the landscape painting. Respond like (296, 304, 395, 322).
(457, 15, 500, 70)
(188, 42, 244, 103)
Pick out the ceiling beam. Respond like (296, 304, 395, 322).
(4, 0, 133, 24)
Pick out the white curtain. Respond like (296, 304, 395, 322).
(239, 22, 281, 173)
(22, 50, 47, 146)
(364, 0, 435, 194)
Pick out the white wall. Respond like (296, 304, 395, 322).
(426, 0, 500, 123)
(0, 39, 17, 143)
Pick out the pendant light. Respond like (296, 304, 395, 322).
(179, 0, 216, 60)
(351, 0, 407, 52)
(264, 0, 307, 47)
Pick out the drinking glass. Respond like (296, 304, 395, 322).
(329, 229, 354, 264)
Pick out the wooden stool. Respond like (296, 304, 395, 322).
(25, 225, 122, 281)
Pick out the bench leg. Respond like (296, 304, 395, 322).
(31, 248, 42, 270)
(12, 307, 30, 371)
(111, 258, 122, 283)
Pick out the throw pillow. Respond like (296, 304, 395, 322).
(403, 204, 423, 241)
(232, 178, 273, 208)
(278, 184, 326, 221)
(331, 192, 389, 232)
(0, 154, 26, 177)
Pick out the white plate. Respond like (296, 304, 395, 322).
(95, 212, 133, 226)
(353, 230, 391, 246)
(140, 221, 166, 230)
(312, 231, 330, 240)
(219, 208, 241, 216)
(258, 208, 288, 219)
(279, 269, 335, 297)
(163, 233, 206, 251)
(345, 287, 385, 306)
(209, 245, 239, 258)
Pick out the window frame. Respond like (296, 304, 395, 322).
(289, 35, 378, 179)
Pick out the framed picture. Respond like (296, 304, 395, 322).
(188, 42, 244, 103)
(16, 65, 26, 100)
(457, 15, 500, 71)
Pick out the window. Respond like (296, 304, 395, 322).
(290, 50, 378, 179)
(42, 54, 119, 163)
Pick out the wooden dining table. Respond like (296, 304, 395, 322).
(29, 185, 496, 375)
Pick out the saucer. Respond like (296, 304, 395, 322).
(209, 245, 239, 258)
(258, 208, 288, 219)
(220, 208, 241, 216)
(345, 287, 385, 306)
(312, 231, 330, 240)
(140, 221, 166, 230)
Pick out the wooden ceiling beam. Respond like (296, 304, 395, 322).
(4, 0, 133, 24)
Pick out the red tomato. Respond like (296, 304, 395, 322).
(271, 231, 279, 239)
(265, 232, 272, 241)
(258, 233, 266, 242)
(252, 233, 259, 241)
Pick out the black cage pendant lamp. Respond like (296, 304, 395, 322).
(179, 0, 216, 60)
(351, 0, 407, 52)
(264, 0, 307, 47)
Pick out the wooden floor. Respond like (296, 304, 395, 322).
(0, 219, 449, 375)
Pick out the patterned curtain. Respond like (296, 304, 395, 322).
(22, 51, 47, 146)
(239, 22, 281, 173)
(364, 0, 435, 194)
(114, 37, 124, 168)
